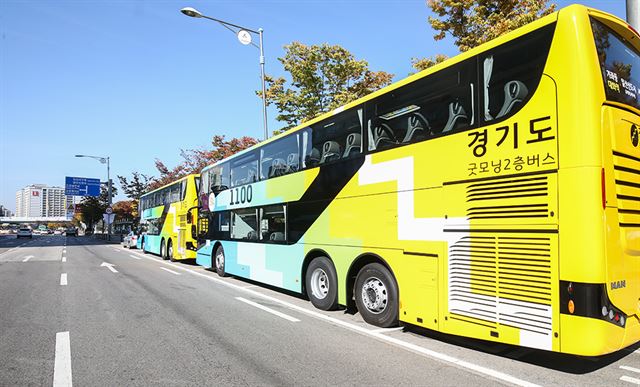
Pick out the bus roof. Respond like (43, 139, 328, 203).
(141, 173, 199, 197)
(202, 4, 617, 173)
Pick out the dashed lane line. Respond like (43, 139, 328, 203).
(60, 273, 68, 286)
(22, 255, 33, 262)
(53, 331, 72, 387)
(236, 297, 300, 322)
(159, 267, 181, 276)
(622, 366, 640, 374)
(129, 254, 141, 260)
(125, 249, 539, 387)
(62, 257, 66, 263)
(621, 376, 640, 385)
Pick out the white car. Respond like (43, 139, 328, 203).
(17, 227, 32, 238)
(122, 231, 138, 249)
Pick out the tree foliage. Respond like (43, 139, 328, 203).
(260, 42, 394, 132)
(78, 185, 118, 231)
(118, 172, 153, 201)
(112, 200, 136, 220)
(148, 135, 258, 191)
(427, 0, 556, 52)
(411, 54, 449, 72)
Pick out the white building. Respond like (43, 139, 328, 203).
(15, 184, 75, 218)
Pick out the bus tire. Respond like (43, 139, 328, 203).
(160, 239, 168, 260)
(168, 239, 176, 262)
(355, 263, 398, 328)
(305, 256, 338, 311)
(214, 245, 227, 277)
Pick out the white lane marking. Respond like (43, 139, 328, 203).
(62, 257, 67, 263)
(127, 250, 537, 387)
(129, 254, 141, 260)
(53, 331, 72, 387)
(371, 327, 404, 334)
(236, 297, 300, 322)
(159, 267, 181, 276)
(60, 273, 68, 286)
(22, 255, 34, 262)
(100, 262, 118, 273)
(622, 366, 640, 374)
(621, 376, 640, 385)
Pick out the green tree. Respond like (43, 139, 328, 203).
(78, 185, 118, 232)
(260, 42, 394, 132)
(411, 54, 449, 72)
(148, 135, 258, 191)
(428, 0, 556, 52)
(118, 172, 153, 201)
(413, 0, 556, 71)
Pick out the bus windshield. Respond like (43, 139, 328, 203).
(592, 18, 640, 111)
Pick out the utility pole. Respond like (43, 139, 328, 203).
(629, 0, 639, 32)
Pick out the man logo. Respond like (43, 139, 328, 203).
(611, 280, 626, 290)
(632, 124, 639, 147)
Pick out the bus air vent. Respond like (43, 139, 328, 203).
(448, 235, 553, 335)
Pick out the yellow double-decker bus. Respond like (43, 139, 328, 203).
(196, 5, 639, 356)
(139, 174, 200, 261)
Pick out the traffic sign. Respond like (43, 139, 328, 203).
(105, 207, 113, 214)
(65, 176, 100, 196)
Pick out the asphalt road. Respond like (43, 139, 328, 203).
(1, 234, 638, 386)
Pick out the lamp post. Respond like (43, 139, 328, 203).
(180, 6, 269, 141)
(75, 154, 111, 240)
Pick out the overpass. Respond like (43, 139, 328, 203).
(0, 217, 71, 223)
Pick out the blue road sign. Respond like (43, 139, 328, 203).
(65, 176, 101, 196)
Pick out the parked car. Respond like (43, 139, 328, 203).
(65, 227, 77, 236)
(122, 231, 138, 249)
(17, 227, 32, 238)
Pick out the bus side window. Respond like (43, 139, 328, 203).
(260, 204, 286, 242)
(311, 107, 363, 165)
(259, 133, 299, 180)
(482, 24, 555, 122)
(231, 208, 258, 240)
(367, 58, 476, 152)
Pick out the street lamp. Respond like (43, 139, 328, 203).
(75, 154, 112, 241)
(181, 6, 269, 141)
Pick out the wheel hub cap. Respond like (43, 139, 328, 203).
(310, 268, 329, 300)
(216, 252, 224, 270)
(361, 277, 387, 314)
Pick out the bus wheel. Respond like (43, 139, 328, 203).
(214, 245, 227, 277)
(305, 257, 338, 311)
(160, 239, 168, 260)
(355, 263, 398, 328)
(167, 239, 176, 262)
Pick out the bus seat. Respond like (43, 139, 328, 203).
(402, 112, 430, 143)
(320, 141, 342, 164)
(286, 153, 299, 172)
(270, 158, 286, 177)
(496, 80, 528, 118)
(442, 101, 468, 133)
(305, 148, 321, 167)
(343, 133, 361, 158)
(373, 123, 396, 149)
(270, 232, 285, 241)
(247, 168, 258, 183)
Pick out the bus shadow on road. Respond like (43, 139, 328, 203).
(401, 324, 640, 374)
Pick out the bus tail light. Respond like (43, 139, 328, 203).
(601, 168, 606, 209)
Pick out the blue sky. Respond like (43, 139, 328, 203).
(0, 0, 627, 211)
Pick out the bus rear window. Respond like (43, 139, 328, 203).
(591, 19, 640, 110)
